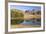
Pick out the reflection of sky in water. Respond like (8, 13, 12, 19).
(21, 20, 32, 25)
(21, 20, 41, 25)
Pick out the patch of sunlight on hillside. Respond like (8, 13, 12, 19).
(24, 14, 41, 19)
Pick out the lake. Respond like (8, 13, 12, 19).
(21, 20, 41, 25)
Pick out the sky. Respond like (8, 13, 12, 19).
(10, 5, 41, 11)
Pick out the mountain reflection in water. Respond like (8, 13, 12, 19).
(21, 20, 41, 25)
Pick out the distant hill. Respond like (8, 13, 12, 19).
(11, 9, 24, 12)
(25, 10, 41, 15)
(11, 9, 24, 18)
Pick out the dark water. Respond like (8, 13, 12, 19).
(11, 19, 41, 25)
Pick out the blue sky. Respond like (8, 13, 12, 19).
(10, 5, 41, 11)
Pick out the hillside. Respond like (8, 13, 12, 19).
(11, 9, 24, 18)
